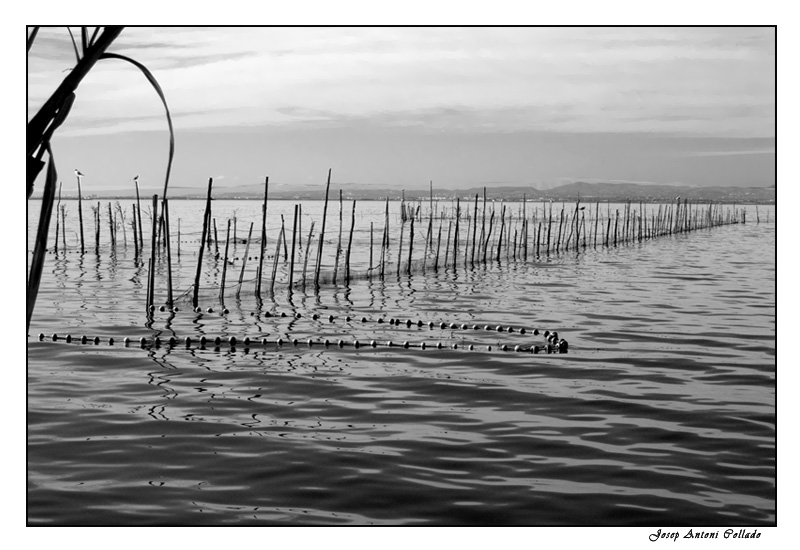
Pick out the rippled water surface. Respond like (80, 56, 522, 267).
(27, 200, 775, 525)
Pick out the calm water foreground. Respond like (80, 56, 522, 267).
(27, 200, 775, 526)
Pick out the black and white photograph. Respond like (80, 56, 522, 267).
(24, 10, 780, 543)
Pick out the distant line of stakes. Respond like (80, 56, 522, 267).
(39, 172, 762, 319)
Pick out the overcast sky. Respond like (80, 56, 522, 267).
(27, 26, 775, 191)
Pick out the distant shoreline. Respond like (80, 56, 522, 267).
(28, 181, 775, 204)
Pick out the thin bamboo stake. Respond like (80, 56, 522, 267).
(444, 219, 452, 269)
(53, 182, 62, 253)
(163, 198, 174, 306)
(107, 202, 115, 249)
(255, 176, 269, 297)
(369, 222, 374, 275)
(483, 209, 495, 263)
(536, 221, 541, 256)
(192, 178, 211, 308)
(76, 172, 85, 254)
(270, 225, 284, 293)
(288, 206, 299, 289)
(471, 193, 479, 265)
(280, 215, 288, 261)
(213, 218, 219, 257)
(219, 219, 231, 302)
(345, 201, 356, 282)
(132, 203, 139, 257)
(397, 220, 405, 276)
(380, 198, 389, 279)
(236, 222, 254, 298)
(94, 202, 100, 254)
(61, 205, 67, 250)
(301, 221, 315, 290)
(434, 218, 443, 270)
(333, 189, 343, 283)
(406, 216, 414, 276)
(147, 195, 158, 310)
(493, 204, 503, 260)
(135, 176, 144, 250)
(453, 198, 460, 268)
(314, 169, 332, 288)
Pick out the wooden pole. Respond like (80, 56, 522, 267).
(147, 195, 158, 310)
(61, 205, 66, 250)
(192, 178, 213, 308)
(406, 215, 414, 276)
(132, 203, 139, 257)
(471, 193, 479, 265)
(94, 202, 100, 254)
(135, 178, 144, 250)
(162, 198, 174, 306)
(236, 222, 254, 298)
(107, 202, 115, 249)
(345, 201, 356, 282)
(76, 174, 85, 254)
(289, 205, 299, 289)
(369, 221, 374, 275)
(314, 169, 332, 288)
(219, 219, 231, 302)
(333, 189, 343, 283)
(301, 221, 315, 290)
(397, 219, 404, 276)
(443, 219, 452, 269)
(483, 209, 494, 263)
(270, 225, 284, 293)
(53, 182, 62, 253)
(255, 176, 269, 297)
(213, 218, 219, 257)
(433, 218, 443, 270)
(280, 215, 288, 261)
(453, 198, 460, 268)
(496, 204, 506, 261)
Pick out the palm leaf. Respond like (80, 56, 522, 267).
(27, 148, 58, 332)
(66, 27, 81, 63)
(81, 27, 88, 55)
(88, 26, 100, 48)
(27, 27, 39, 53)
(100, 52, 175, 200)
(28, 27, 123, 160)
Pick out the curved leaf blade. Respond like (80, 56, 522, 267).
(99, 52, 175, 200)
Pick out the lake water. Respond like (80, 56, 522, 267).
(26, 199, 776, 528)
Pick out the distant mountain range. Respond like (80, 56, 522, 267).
(33, 181, 775, 204)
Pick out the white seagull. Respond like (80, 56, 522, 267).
(75, 169, 85, 178)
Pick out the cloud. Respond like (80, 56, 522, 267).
(29, 27, 775, 139)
